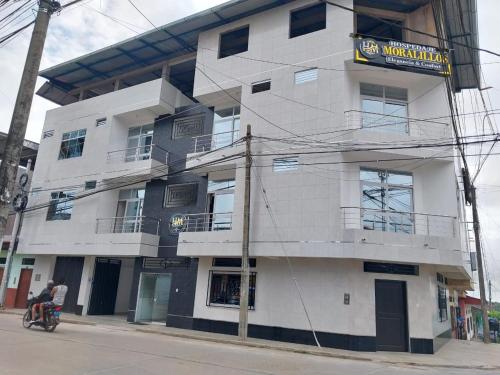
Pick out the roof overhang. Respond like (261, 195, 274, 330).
(442, 0, 480, 91)
(37, 0, 295, 105)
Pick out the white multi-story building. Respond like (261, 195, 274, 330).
(22, 0, 478, 353)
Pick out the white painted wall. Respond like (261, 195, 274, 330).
(114, 258, 135, 314)
(194, 257, 448, 340)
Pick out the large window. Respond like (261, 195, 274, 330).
(290, 3, 326, 38)
(114, 188, 145, 233)
(219, 26, 249, 58)
(126, 124, 153, 162)
(360, 83, 408, 134)
(208, 271, 256, 309)
(207, 179, 235, 231)
(212, 107, 240, 150)
(58, 129, 86, 160)
(360, 168, 414, 233)
(46, 191, 75, 221)
(438, 285, 448, 322)
(356, 14, 404, 41)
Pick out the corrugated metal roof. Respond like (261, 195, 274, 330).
(38, 0, 480, 104)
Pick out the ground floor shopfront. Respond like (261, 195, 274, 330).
(185, 257, 457, 354)
(28, 254, 198, 324)
(0, 251, 35, 308)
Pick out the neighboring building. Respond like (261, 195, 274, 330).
(22, 0, 479, 353)
(0, 132, 38, 308)
(458, 294, 481, 340)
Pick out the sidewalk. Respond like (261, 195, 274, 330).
(2, 308, 499, 370)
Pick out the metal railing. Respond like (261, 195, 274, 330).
(341, 207, 457, 238)
(182, 212, 233, 232)
(106, 144, 168, 164)
(192, 130, 240, 153)
(96, 216, 160, 235)
(344, 110, 450, 139)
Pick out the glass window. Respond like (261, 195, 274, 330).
(58, 129, 86, 159)
(96, 118, 106, 127)
(212, 108, 240, 150)
(273, 157, 299, 172)
(438, 285, 448, 322)
(114, 188, 145, 233)
(360, 168, 414, 234)
(290, 3, 326, 38)
(207, 179, 235, 231)
(46, 191, 75, 221)
(219, 26, 249, 59)
(251, 80, 271, 94)
(208, 271, 256, 309)
(360, 83, 408, 134)
(126, 124, 153, 162)
(295, 68, 318, 84)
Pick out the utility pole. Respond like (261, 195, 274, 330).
(489, 280, 492, 310)
(0, 1, 59, 250)
(470, 186, 491, 343)
(239, 125, 251, 340)
(0, 160, 31, 308)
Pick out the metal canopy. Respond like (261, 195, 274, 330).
(38, 0, 480, 105)
(38, 0, 295, 104)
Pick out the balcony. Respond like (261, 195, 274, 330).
(186, 130, 243, 174)
(103, 144, 169, 181)
(96, 216, 160, 235)
(344, 110, 450, 139)
(341, 207, 457, 238)
(94, 216, 160, 257)
(181, 212, 233, 232)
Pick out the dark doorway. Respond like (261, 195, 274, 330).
(52, 256, 84, 313)
(375, 279, 408, 352)
(88, 258, 121, 315)
(14, 269, 32, 308)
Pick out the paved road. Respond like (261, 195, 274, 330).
(0, 314, 495, 375)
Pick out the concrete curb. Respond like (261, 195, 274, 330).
(133, 328, 500, 371)
(2, 309, 497, 370)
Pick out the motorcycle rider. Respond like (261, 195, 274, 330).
(30, 280, 54, 323)
(39, 278, 68, 323)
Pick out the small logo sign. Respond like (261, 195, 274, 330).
(359, 39, 379, 59)
(169, 214, 186, 234)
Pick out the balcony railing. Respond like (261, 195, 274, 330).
(344, 110, 450, 138)
(182, 212, 233, 232)
(341, 207, 457, 238)
(96, 216, 160, 235)
(191, 130, 240, 153)
(106, 144, 168, 164)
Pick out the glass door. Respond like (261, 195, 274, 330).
(135, 273, 172, 323)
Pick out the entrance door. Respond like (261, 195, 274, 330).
(135, 273, 171, 323)
(375, 280, 408, 352)
(14, 269, 32, 308)
(88, 258, 121, 315)
(52, 257, 84, 313)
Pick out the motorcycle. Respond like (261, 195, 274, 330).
(22, 292, 62, 332)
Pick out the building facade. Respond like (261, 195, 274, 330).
(22, 0, 479, 354)
(0, 134, 38, 308)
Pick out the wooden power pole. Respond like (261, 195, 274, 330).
(0, 1, 59, 308)
(239, 125, 251, 339)
(470, 186, 491, 343)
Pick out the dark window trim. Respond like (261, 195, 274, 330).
(164, 182, 199, 208)
(212, 257, 257, 268)
(218, 25, 250, 59)
(206, 270, 257, 309)
(364, 262, 419, 276)
(289, 2, 327, 39)
(251, 79, 271, 94)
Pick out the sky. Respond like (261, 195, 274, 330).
(0, 0, 499, 300)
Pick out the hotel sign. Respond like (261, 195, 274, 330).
(354, 38, 451, 76)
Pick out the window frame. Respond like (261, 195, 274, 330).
(289, 2, 327, 39)
(251, 79, 271, 94)
(58, 129, 86, 160)
(360, 168, 414, 234)
(164, 182, 198, 208)
(46, 191, 76, 221)
(294, 68, 318, 85)
(207, 270, 256, 309)
(96, 118, 107, 127)
(218, 25, 249, 59)
(360, 83, 409, 134)
(273, 156, 299, 172)
(438, 284, 448, 322)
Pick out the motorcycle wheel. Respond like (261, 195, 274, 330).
(45, 316, 57, 332)
(22, 311, 31, 329)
